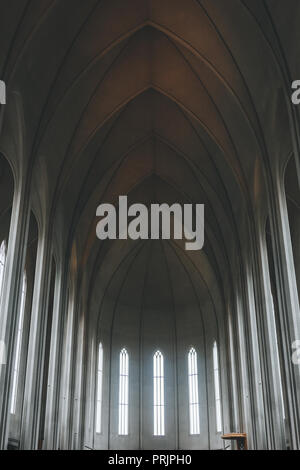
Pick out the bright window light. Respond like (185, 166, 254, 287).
(95, 342, 103, 434)
(188, 347, 200, 435)
(153, 351, 165, 436)
(213, 341, 222, 433)
(118, 348, 129, 436)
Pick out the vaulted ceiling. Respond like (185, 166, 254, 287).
(0, 0, 299, 321)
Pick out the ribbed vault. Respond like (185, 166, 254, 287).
(0, 0, 299, 451)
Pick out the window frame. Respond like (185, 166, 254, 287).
(118, 348, 129, 436)
(188, 347, 200, 435)
(153, 350, 165, 437)
(213, 341, 222, 434)
(95, 342, 104, 434)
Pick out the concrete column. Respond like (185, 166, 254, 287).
(64, 291, 81, 450)
(269, 177, 300, 449)
(227, 307, 241, 433)
(256, 230, 286, 449)
(0, 178, 30, 449)
(58, 285, 75, 449)
(237, 264, 266, 450)
(19, 226, 52, 450)
(71, 311, 85, 450)
(43, 263, 65, 450)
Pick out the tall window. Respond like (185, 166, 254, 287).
(11, 272, 27, 415)
(95, 343, 104, 434)
(118, 348, 129, 436)
(153, 350, 165, 436)
(188, 347, 200, 435)
(0, 240, 6, 305)
(213, 341, 222, 433)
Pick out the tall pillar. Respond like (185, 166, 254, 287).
(19, 226, 52, 450)
(256, 230, 286, 449)
(58, 284, 75, 450)
(240, 262, 267, 450)
(43, 264, 65, 450)
(70, 308, 85, 450)
(268, 177, 300, 449)
(0, 178, 30, 449)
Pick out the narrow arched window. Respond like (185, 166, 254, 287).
(95, 342, 103, 434)
(118, 348, 129, 435)
(11, 272, 27, 414)
(213, 341, 222, 433)
(188, 347, 200, 435)
(0, 240, 6, 305)
(153, 350, 165, 436)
